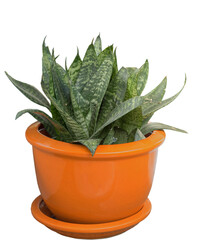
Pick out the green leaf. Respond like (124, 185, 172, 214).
(120, 107, 143, 134)
(76, 138, 102, 156)
(114, 128, 128, 144)
(96, 67, 128, 129)
(71, 83, 90, 117)
(111, 48, 118, 80)
(44, 93, 89, 139)
(75, 44, 98, 92)
(93, 96, 143, 137)
(124, 67, 138, 100)
(69, 81, 90, 137)
(41, 40, 73, 121)
(16, 109, 72, 141)
(127, 128, 137, 142)
(81, 52, 114, 133)
(102, 127, 117, 145)
(142, 77, 167, 124)
(97, 45, 113, 67)
(50, 103, 66, 126)
(41, 39, 54, 98)
(69, 49, 82, 82)
(51, 62, 72, 113)
(120, 67, 142, 134)
(134, 128, 146, 141)
(94, 35, 102, 56)
(5, 72, 50, 110)
(136, 60, 149, 96)
(142, 75, 186, 116)
(141, 122, 187, 135)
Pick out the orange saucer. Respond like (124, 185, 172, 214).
(31, 196, 151, 239)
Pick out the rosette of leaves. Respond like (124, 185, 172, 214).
(5, 35, 187, 155)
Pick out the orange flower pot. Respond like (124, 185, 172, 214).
(26, 122, 165, 224)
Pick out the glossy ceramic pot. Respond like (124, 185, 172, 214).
(26, 122, 165, 224)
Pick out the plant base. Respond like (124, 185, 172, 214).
(31, 195, 151, 239)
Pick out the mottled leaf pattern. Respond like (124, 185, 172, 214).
(41, 39, 54, 97)
(44, 93, 88, 139)
(102, 127, 117, 145)
(69, 50, 82, 82)
(142, 77, 167, 124)
(76, 139, 102, 156)
(50, 103, 66, 126)
(94, 35, 102, 56)
(114, 128, 128, 144)
(143, 76, 186, 116)
(51, 62, 71, 112)
(97, 45, 113, 67)
(111, 48, 118, 80)
(8, 37, 186, 155)
(69, 80, 90, 137)
(136, 60, 149, 95)
(16, 109, 72, 141)
(124, 67, 138, 100)
(94, 96, 143, 136)
(141, 122, 187, 135)
(81, 53, 114, 133)
(121, 67, 142, 134)
(75, 44, 97, 92)
(6, 72, 50, 110)
(97, 67, 128, 129)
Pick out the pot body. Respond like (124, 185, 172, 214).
(26, 122, 165, 224)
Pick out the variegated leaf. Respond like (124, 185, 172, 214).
(69, 50, 82, 82)
(5, 72, 50, 110)
(44, 92, 88, 139)
(93, 96, 143, 136)
(134, 128, 145, 141)
(121, 67, 142, 134)
(50, 103, 66, 126)
(94, 35, 102, 56)
(127, 128, 137, 142)
(71, 84, 90, 117)
(120, 108, 143, 134)
(124, 67, 138, 100)
(111, 48, 118, 80)
(141, 122, 187, 135)
(41, 39, 54, 97)
(16, 109, 72, 141)
(51, 62, 71, 113)
(136, 60, 149, 96)
(114, 128, 128, 144)
(142, 75, 186, 116)
(81, 52, 114, 133)
(97, 45, 113, 67)
(96, 67, 128, 129)
(102, 127, 117, 145)
(75, 44, 97, 92)
(41, 39, 72, 122)
(69, 81, 90, 137)
(142, 77, 167, 124)
(76, 138, 102, 156)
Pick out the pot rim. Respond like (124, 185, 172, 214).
(26, 122, 165, 158)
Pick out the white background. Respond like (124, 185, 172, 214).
(0, 0, 199, 239)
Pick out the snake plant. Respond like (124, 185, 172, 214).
(6, 35, 187, 155)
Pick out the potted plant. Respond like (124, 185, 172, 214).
(6, 35, 186, 239)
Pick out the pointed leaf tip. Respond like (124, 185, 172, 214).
(6, 72, 50, 110)
(141, 122, 188, 135)
(77, 47, 79, 55)
(94, 35, 102, 56)
(77, 139, 102, 156)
